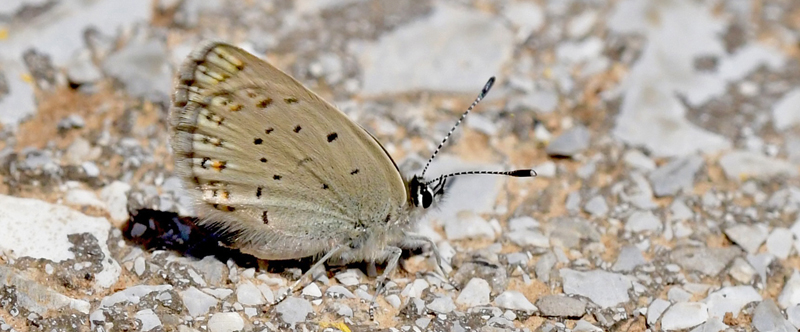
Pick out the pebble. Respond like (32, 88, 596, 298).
(583, 196, 609, 217)
(427, 296, 456, 313)
(356, 4, 513, 94)
(612, 245, 647, 272)
(455, 278, 491, 307)
(747, 253, 775, 284)
(772, 88, 800, 131)
(546, 125, 590, 157)
(494, 291, 536, 312)
(704, 285, 762, 319)
(724, 224, 769, 254)
(660, 302, 708, 330)
(301, 283, 322, 298)
(445, 211, 496, 240)
(560, 269, 631, 308)
(728, 257, 756, 284)
(179, 287, 218, 317)
(102, 37, 171, 101)
(134, 309, 162, 332)
(625, 210, 661, 233)
(623, 149, 656, 171)
(385, 294, 401, 309)
(401, 279, 429, 299)
(778, 270, 800, 309)
(667, 287, 692, 303)
(332, 303, 353, 317)
(325, 285, 355, 299)
(207, 312, 244, 332)
(100, 181, 132, 225)
(274, 297, 313, 326)
(648, 156, 704, 197)
(647, 298, 670, 326)
(752, 299, 796, 332)
(236, 282, 265, 305)
(535, 295, 586, 317)
(766, 227, 794, 259)
(334, 269, 362, 286)
(719, 150, 798, 181)
(670, 246, 741, 276)
(65, 50, 102, 85)
(505, 228, 549, 247)
(573, 320, 603, 332)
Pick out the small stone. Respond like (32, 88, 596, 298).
(401, 279, 429, 299)
(560, 269, 631, 308)
(334, 269, 361, 286)
(135, 309, 162, 332)
(583, 196, 609, 217)
(332, 303, 353, 317)
(704, 285, 762, 319)
(301, 283, 322, 298)
(82, 162, 100, 178)
(546, 125, 590, 157)
(625, 210, 662, 233)
(753, 299, 796, 332)
(773, 88, 800, 131)
(66, 51, 102, 85)
(134, 256, 146, 276)
(505, 228, 549, 247)
(179, 287, 218, 317)
(667, 287, 692, 303)
(612, 245, 647, 272)
(100, 181, 132, 225)
(724, 224, 769, 254)
(445, 210, 495, 240)
(325, 285, 355, 299)
(455, 278, 491, 307)
(747, 253, 775, 284)
(623, 150, 656, 171)
(647, 299, 670, 326)
(274, 297, 312, 327)
(207, 312, 244, 332)
(57, 114, 86, 132)
(427, 296, 456, 313)
(766, 228, 794, 259)
(102, 38, 171, 101)
(573, 319, 603, 332)
(648, 155, 704, 197)
(719, 151, 798, 181)
(670, 246, 741, 276)
(494, 291, 536, 311)
(236, 282, 265, 305)
(535, 295, 586, 317)
(778, 270, 800, 309)
(728, 257, 756, 284)
(787, 304, 800, 329)
(385, 294, 401, 309)
(660, 302, 708, 330)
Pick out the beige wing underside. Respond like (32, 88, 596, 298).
(170, 42, 408, 259)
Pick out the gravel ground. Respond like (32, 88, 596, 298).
(1, 0, 800, 331)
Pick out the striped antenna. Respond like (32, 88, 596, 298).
(420, 77, 496, 178)
(426, 169, 537, 186)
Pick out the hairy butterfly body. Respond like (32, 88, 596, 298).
(169, 41, 534, 318)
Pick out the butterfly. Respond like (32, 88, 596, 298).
(169, 41, 535, 318)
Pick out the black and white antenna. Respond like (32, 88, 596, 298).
(419, 77, 536, 181)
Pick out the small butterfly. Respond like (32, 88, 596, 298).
(169, 42, 535, 318)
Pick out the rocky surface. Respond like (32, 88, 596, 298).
(0, 0, 800, 331)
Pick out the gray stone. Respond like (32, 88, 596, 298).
(207, 312, 244, 332)
(766, 228, 794, 259)
(332, 302, 353, 317)
(667, 287, 692, 303)
(703, 285, 761, 319)
(787, 304, 800, 329)
(236, 282, 264, 305)
(623, 149, 657, 171)
(494, 291, 536, 311)
(427, 296, 456, 313)
(560, 269, 631, 308)
(535, 295, 586, 318)
(275, 297, 313, 327)
(778, 270, 800, 309)
(455, 278, 491, 307)
(728, 257, 756, 284)
(0, 266, 90, 314)
(179, 287, 218, 317)
(66, 50, 102, 85)
(102, 37, 171, 102)
(747, 253, 775, 285)
(661, 302, 708, 330)
(583, 196, 609, 217)
(647, 298, 670, 326)
(549, 217, 602, 249)
(535, 252, 557, 282)
(355, 4, 513, 95)
(546, 125, 590, 157)
(505, 228, 549, 247)
(670, 246, 741, 276)
(648, 156, 704, 197)
(724, 224, 769, 254)
(773, 88, 800, 131)
(612, 245, 647, 272)
(719, 151, 798, 181)
(625, 210, 662, 233)
(57, 114, 86, 132)
(753, 299, 796, 332)
(135, 309, 162, 332)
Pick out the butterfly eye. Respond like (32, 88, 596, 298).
(421, 189, 433, 209)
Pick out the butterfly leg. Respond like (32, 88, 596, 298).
(271, 245, 346, 306)
(369, 245, 402, 320)
(402, 234, 459, 290)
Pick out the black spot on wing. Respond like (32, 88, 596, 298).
(294, 125, 302, 133)
(254, 138, 263, 145)
(327, 132, 338, 142)
(350, 169, 359, 175)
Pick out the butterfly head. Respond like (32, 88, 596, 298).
(409, 175, 446, 209)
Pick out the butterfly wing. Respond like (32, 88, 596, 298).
(170, 42, 408, 259)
